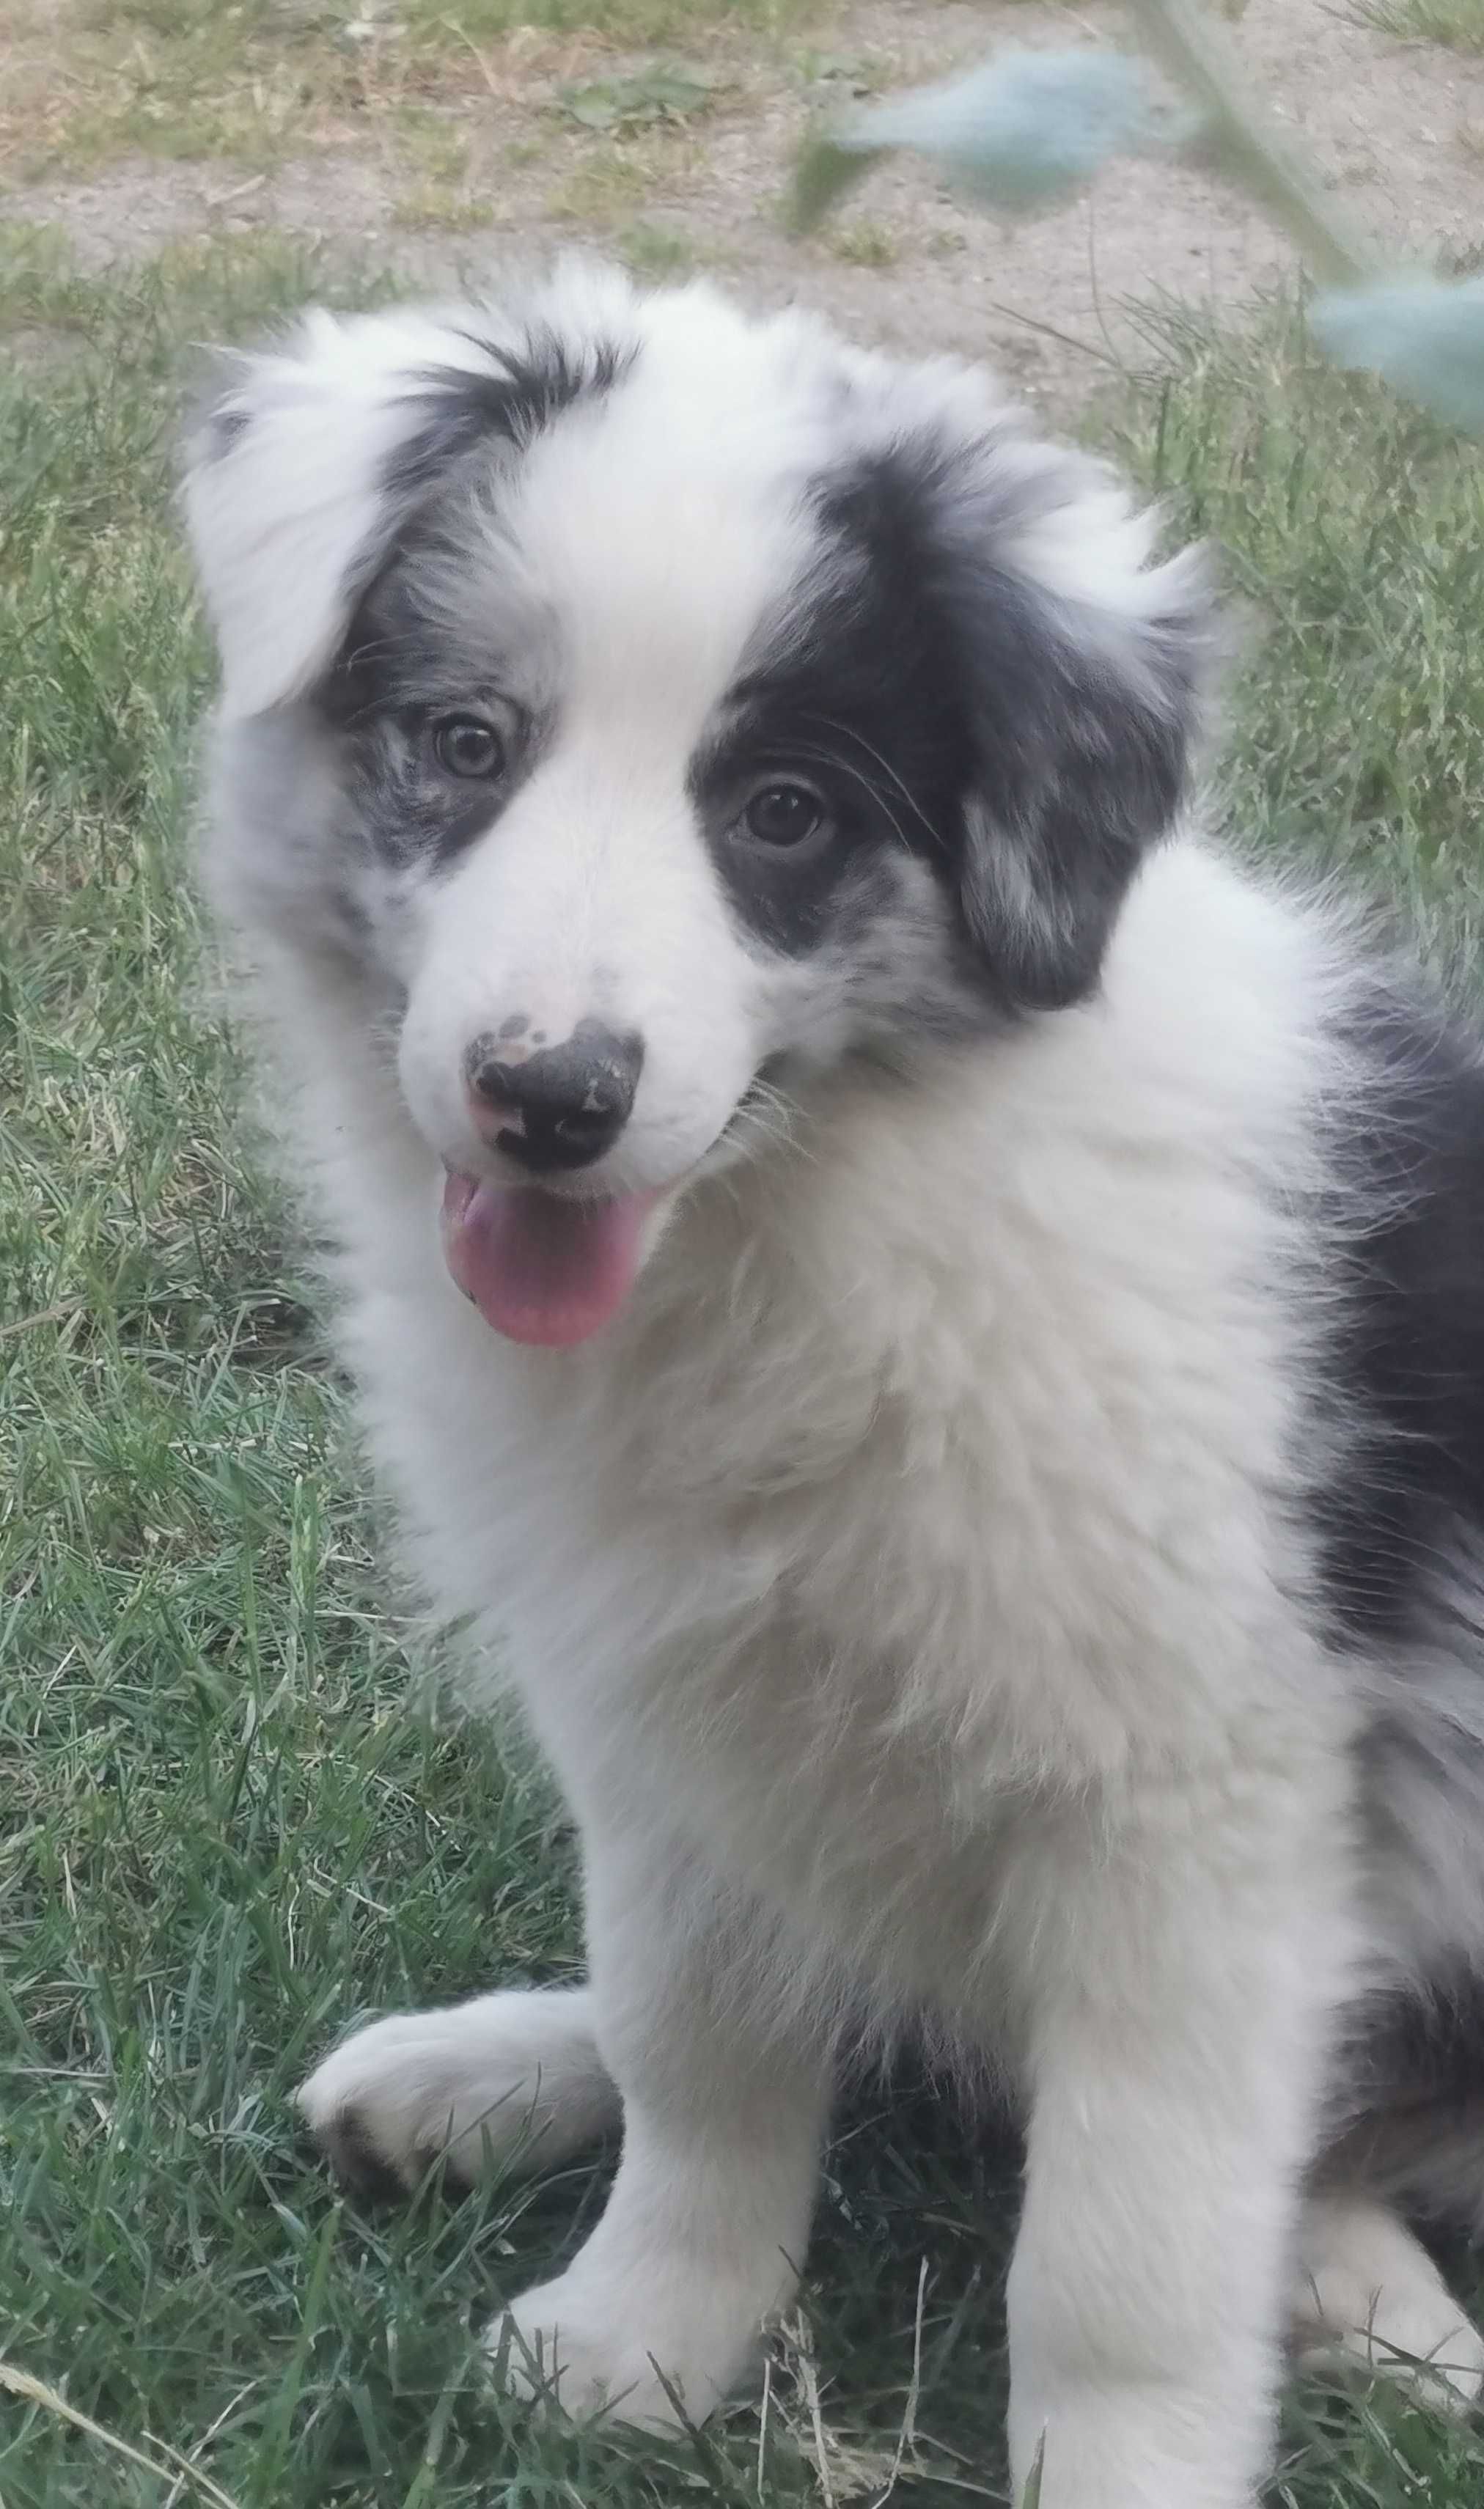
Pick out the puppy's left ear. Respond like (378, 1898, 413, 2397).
(941, 462, 1214, 1013)
(181, 307, 504, 721)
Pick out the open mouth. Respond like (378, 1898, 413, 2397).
(441, 1169, 660, 1349)
(441, 1070, 791, 1350)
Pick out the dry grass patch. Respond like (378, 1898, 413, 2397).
(0, 0, 812, 191)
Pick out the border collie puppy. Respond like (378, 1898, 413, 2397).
(184, 262, 1484, 2508)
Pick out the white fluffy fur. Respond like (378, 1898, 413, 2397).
(187, 268, 1480, 2508)
(287, 839, 1365, 2502)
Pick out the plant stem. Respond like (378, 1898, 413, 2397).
(1125, 0, 1373, 287)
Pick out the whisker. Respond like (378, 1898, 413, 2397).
(760, 739, 914, 856)
(804, 713, 944, 851)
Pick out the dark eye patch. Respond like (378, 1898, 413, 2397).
(323, 697, 528, 868)
(688, 712, 912, 957)
(689, 529, 968, 958)
(683, 450, 989, 961)
(313, 546, 547, 867)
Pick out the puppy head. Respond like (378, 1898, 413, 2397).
(185, 264, 1211, 1341)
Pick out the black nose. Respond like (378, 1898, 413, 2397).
(465, 1019, 644, 1174)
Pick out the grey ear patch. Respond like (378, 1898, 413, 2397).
(949, 545, 1215, 1015)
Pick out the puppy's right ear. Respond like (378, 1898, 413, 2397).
(182, 308, 497, 721)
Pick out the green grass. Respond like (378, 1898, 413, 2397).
(5, 223, 1484, 2508)
(1112, 295, 1484, 969)
(826, 219, 898, 268)
(1352, 0, 1484, 50)
(614, 218, 701, 279)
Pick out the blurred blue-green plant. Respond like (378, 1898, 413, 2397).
(790, 0, 1484, 433)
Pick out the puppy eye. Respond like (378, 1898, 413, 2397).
(432, 714, 505, 780)
(743, 782, 828, 849)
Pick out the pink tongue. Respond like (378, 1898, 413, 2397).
(441, 1171, 650, 1348)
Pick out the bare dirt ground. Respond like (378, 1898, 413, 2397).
(4, 1, 1484, 414)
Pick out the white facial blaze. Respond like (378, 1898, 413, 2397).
(396, 735, 765, 1193)
(394, 330, 831, 1191)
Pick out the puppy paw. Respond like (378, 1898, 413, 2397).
(489, 2262, 764, 2428)
(1297, 2276, 1484, 2411)
(1294, 2194, 1484, 2413)
(298, 1988, 616, 2194)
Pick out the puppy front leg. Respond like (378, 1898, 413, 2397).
(493, 1823, 830, 2428)
(1004, 1779, 1351, 2509)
